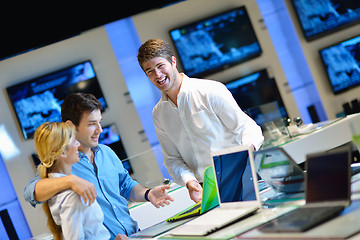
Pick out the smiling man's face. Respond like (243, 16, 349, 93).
(75, 109, 103, 151)
(142, 56, 179, 92)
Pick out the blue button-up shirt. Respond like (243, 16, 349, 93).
(24, 144, 139, 239)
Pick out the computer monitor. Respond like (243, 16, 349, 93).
(306, 144, 351, 203)
(213, 149, 257, 202)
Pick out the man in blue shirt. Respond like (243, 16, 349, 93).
(24, 93, 173, 239)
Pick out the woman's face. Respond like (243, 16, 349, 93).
(63, 136, 80, 165)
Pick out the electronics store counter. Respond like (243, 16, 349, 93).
(129, 184, 194, 230)
(129, 169, 360, 240)
(128, 114, 360, 239)
(280, 113, 360, 164)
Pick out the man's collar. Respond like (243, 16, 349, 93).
(178, 73, 189, 93)
(78, 145, 100, 158)
(160, 73, 189, 101)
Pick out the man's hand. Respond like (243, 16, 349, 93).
(148, 185, 174, 208)
(33, 175, 97, 206)
(115, 234, 128, 240)
(186, 180, 202, 203)
(68, 175, 97, 206)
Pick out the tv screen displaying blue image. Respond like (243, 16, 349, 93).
(225, 69, 288, 118)
(319, 35, 360, 94)
(169, 6, 262, 78)
(6, 61, 108, 140)
(291, 0, 360, 41)
(98, 124, 133, 174)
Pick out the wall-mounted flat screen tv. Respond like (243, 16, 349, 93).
(169, 6, 262, 78)
(319, 35, 360, 94)
(6, 60, 108, 140)
(291, 0, 360, 41)
(98, 124, 133, 174)
(225, 69, 288, 118)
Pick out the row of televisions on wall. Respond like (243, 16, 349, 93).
(5, 59, 286, 140)
(4, 2, 360, 149)
(168, 2, 360, 92)
(170, 1, 360, 78)
(290, 0, 360, 94)
(4, 59, 285, 174)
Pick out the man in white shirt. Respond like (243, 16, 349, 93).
(137, 39, 264, 202)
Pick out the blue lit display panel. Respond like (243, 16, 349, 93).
(0, 159, 17, 205)
(0, 154, 32, 239)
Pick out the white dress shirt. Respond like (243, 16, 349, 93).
(153, 74, 264, 185)
(48, 173, 110, 240)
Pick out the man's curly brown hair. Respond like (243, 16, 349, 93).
(137, 39, 175, 70)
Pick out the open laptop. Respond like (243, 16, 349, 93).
(169, 145, 262, 236)
(253, 147, 305, 206)
(166, 165, 219, 222)
(130, 166, 219, 238)
(259, 143, 352, 232)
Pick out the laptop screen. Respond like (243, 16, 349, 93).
(306, 144, 351, 203)
(212, 146, 260, 206)
(253, 148, 305, 204)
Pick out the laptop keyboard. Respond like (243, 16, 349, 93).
(166, 203, 201, 222)
(188, 207, 257, 226)
(181, 203, 201, 215)
(259, 205, 345, 232)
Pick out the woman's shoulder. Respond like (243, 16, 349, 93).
(49, 189, 82, 210)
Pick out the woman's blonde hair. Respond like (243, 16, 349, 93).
(34, 122, 75, 240)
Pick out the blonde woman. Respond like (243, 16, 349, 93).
(35, 122, 110, 240)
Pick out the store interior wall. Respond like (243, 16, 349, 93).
(283, 0, 360, 118)
(0, 27, 162, 235)
(0, 0, 359, 236)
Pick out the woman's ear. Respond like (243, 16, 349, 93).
(65, 120, 75, 129)
(60, 152, 67, 159)
(65, 120, 73, 125)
